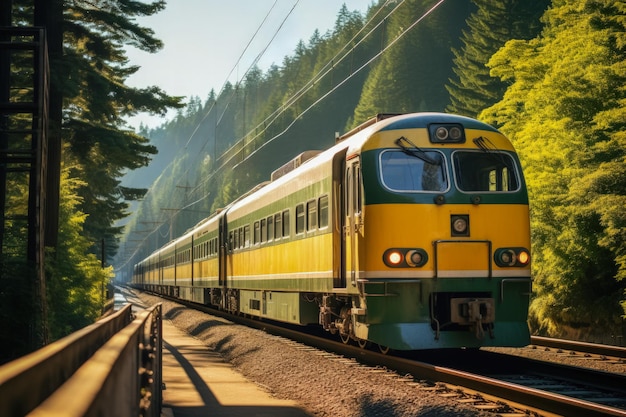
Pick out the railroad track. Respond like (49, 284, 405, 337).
(530, 335, 626, 360)
(144, 291, 626, 417)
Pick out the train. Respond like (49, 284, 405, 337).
(132, 112, 532, 351)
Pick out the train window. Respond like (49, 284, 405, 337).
(261, 218, 267, 243)
(244, 225, 250, 247)
(238, 228, 243, 249)
(319, 195, 329, 228)
(267, 216, 274, 241)
(274, 213, 282, 239)
(296, 204, 305, 234)
(283, 210, 290, 237)
(453, 151, 519, 192)
(307, 200, 318, 231)
(233, 229, 239, 250)
(254, 221, 260, 244)
(380, 150, 447, 192)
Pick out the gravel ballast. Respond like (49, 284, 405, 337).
(136, 292, 625, 417)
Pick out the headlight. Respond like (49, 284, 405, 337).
(435, 126, 449, 140)
(429, 123, 466, 143)
(451, 214, 469, 237)
(386, 250, 403, 266)
(494, 248, 531, 267)
(517, 250, 530, 265)
(383, 248, 428, 268)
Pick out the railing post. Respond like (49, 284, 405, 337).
(139, 303, 162, 417)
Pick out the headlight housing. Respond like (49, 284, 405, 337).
(383, 248, 428, 268)
(494, 248, 530, 267)
(428, 123, 466, 143)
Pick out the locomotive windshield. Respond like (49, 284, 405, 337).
(453, 151, 520, 192)
(380, 150, 447, 192)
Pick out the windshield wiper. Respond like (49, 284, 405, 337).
(473, 136, 500, 153)
(395, 136, 441, 165)
(473, 136, 514, 171)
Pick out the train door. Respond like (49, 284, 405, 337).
(218, 214, 228, 307)
(344, 157, 362, 287)
(333, 149, 347, 288)
(158, 252, 163, 287)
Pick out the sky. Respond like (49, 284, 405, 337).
(124, 1, 374, 129)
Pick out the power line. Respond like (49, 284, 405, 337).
(183, 0, 403, 200)
(118, 0, 448, 271)
(188, 0, 447, 197)
(182, 0, 282, 150)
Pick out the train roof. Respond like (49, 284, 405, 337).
(227, 112, 504, 216)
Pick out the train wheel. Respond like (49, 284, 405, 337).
(357, 338, 369, 349)
(378, 344, 390, 355)
(340, 333, 351, 344)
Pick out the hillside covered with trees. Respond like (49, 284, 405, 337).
(2, 0, 623, 363)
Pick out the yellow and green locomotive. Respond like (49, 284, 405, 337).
(133, 112, 531, 350)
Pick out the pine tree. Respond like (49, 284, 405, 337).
(352, 0, 468, 125)
(52, 0, 183, 258)
(446, 0, 549, 118)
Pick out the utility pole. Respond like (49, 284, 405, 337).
(160, 208, 181, 241)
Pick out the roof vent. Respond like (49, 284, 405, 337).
(271, 150, 321, 181)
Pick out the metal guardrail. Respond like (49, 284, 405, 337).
(0, 303, 162, 417)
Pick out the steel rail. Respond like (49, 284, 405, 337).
(531, 336, 626, 359)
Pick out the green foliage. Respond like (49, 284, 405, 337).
(481, 0, 626, 338)
(353, 0, 467, 125)
(446, 0, 549, 118)
(46, 164, 113, 340)
(52, 0, 183, 257)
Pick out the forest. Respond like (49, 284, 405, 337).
(1, 0, 624, 362)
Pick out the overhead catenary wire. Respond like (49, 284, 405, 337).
(184, 0, 405, 199)
(182, 0, 288, 150)
(116, 0, 447, 272)
(187, 0, 445, 198)
(116, 1, 297, 270)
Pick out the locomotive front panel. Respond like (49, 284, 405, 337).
(349, 115, 531, 350)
